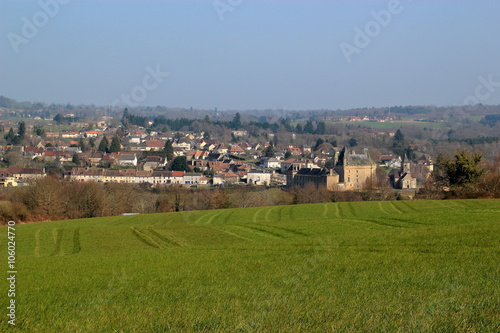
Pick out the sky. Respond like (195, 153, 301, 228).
(1, 0, 500, 111)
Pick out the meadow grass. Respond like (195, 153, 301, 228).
(1, 199, 499, 332)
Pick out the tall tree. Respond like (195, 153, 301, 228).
(5, 128, 16, 144)
(295, 123, 303, 134)
(109, 136, 121, 153)
(304, 120, 315, 134)
(314, 138, 324, 150)
(264, 142, 275, 157)
(170, 156, 191, 172)
(434, 151, 484, 188)
(72, 153, 81, 165)
(164, 139, 174, 161)
(18, 121, 26, 139)
(315, 121, 326, 135)
(79, 138, 88, 152)
(98, 136, 109, 152)
(232, 112, 242, 129)
(391, 129, 406, 156)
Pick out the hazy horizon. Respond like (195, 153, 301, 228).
(1, 0, 500, 111)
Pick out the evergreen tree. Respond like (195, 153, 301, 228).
(109, 136, 121, 153)
(170, 156, 192, 172)
(98, 136, 109, 152)
(391, 129, 406, 157)
(348, 137, 358, 147)
(315, 121, 326, 135)
(5, 128, 16, 144)
(296, 123, 303, 134)
(434, 151, 484, 188)
(232, 112, 242, 129)
(89, 138, 95, 149)
(18, 121, 26, 139)
(164, 139, 174, 161)
(79, 138, 88, 152)
(304, 120, 315, 134)
(72, 153, 81, 165)
(314, 138, 324, 150)
(264, 142, 275, 157)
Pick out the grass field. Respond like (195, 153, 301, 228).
(2, 199, 500, 332)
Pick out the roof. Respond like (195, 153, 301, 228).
(379, 155, 395, 162)
(296, 168, 335, 176)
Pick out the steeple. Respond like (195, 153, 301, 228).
(402, 153, 411, 174)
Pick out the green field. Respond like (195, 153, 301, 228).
(2, 199, 500, 332)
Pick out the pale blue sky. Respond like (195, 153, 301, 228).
(1, 0, 499, 110)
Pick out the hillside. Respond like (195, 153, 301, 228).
(2, 199, 500, 332)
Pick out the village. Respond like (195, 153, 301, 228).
(0, 111, 435, 192)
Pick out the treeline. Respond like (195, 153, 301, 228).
(0, 180, 291, 223)
(480, 114, 500, 127)
(127, 109, 328, 135)
(389, 106, 432, 115)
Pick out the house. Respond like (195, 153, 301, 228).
(23, 146, 44, 159)
(61, 132, 80, 139)
(172, 141, 191, 151)
(287, 168, 339, 191)
(117, 153, 138, 167)
(247, 170, 272, 186)
(390, 156, 417, 189)
(263, 157, 281, 169)
(142, 156, 166, 171)
(379, 155, 402, 169)
(0, 168, 45, 187)
(334, 148, 377, 190)
(184, 173, 203, 185)
(213, 172, 239, 185)
(186, 151, 208, 161)
(143, 140, 165, 151)
(288, 147, 302, 156)
(281, 159, 317, 174)
(228, 145, 245, 155)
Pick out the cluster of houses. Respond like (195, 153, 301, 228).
(1, 121, 434, 190)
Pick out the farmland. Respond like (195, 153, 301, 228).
(2, 199, 500, 332)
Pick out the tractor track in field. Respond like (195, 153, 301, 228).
(399, 201, 418, 212)
(264, 206, 275, 222)
(223, 210, 236, 224)
(232, 225, 286, 239)
(215, 226, 253, 242)
(253, 208, 263, 223)
(205, 211, 223, 225)
(131, 227, 162, 249)
(389, 202, 404, 214)
(338, 204, 345, 218)
(34, 229, 41, 257)
(130, 227, 183, 249)
(72, 228, 81, 254)
(347, 202, 358, 217)
(333, 203, 340, 218)
(257, 224, 308, 237)
(322, 204, 329, 218)
(378, 202, 390, 215)
(51, 229, 64, 256)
